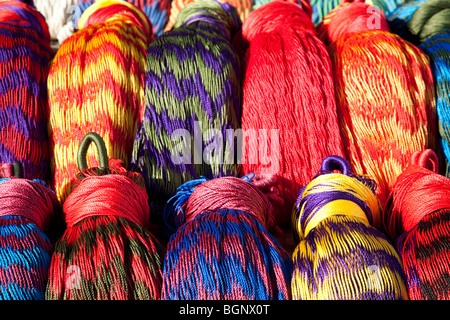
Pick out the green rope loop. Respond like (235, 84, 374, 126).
(77, 132, 109, 172)
(12, 162, 24, 179)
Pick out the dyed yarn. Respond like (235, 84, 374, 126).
(48, 0, 153, 203)
(389, 0, 450, 175)
(164, 0, 251, 31)
(46, 132, 163, 300)
(250, 0, 404, 26)
(73, 0, 171, 35)
(318, 0, 437, 208)
(387, 0, 426, 39)
(0, 162, 60, 300)
(291, 155, 408, 300)
(237, 1, 345, 227)
(383, 149, 450, 299)
(371, 0, 405, 20)
(0, 0, 53, 182)
(251, 0, 333, 25)
(131, 0, 242, 219)
(403, 0, 450, 42)
(162, 174, 291, 300)
(33, 0, 76, 44)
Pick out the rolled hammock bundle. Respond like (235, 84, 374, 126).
(48, 0, 153, 203)
(164, 0, 251, 32)
(0, 161, 60, 300)
(318, 0, 437, 208)
(0, 0, 53, 182)
(131, 0, 242, 219)
(383, 149, 450, 299)
(162, 174, 292, 300)
(237, 1, 346, 227)
(46, 132, 164, 300)
(291, 155, 408, 300)
(72, 0, 171, 36)
(388, 0, 450, 175)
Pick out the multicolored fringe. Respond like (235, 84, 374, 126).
(46, 215, 164, 300)
(162, 208, 292, 300)
(0, 1, 53, 182)
(0, 215, 52, 300)
(400, 208, 450, 300)
(131, 0, 242, 217)
(291, 156, 408, 300)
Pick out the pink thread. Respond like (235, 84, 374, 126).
(318, 1, 390, 44)
(183, 176, 277, 231)
(0, 179, 59, 231)
(0, 163, 13, 178)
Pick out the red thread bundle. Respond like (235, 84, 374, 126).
(318, 0, 438, 208)
(236, 0, 345, 227)
(384, 149, 450, 299)
(46, 133, 163, 300)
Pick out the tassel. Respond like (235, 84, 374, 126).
(33, 0, 77, 45)
(131, 0, 242, 222)
(383, 149, 450, 299)
(0, 161, 60, 300)
(236, 0, 345, 227)
(0, 0, 53, 182)
(162, 173, 292, 300)
(164, 0, 252, 32)
(46, 132, 164, 300)
(48, 0, 153, 203)
(72, 0, 171, 36)
(318, 0, 438, 208)
(291, 155, 408, 300)
(388, 0, 450, 176)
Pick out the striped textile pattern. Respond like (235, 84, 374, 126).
(420, 33, 450, 175)
(319, 2, 438, 207)
(46, 215, 164, 300)
(291, 156, 408, 300)
(131, 0, 242, 218)
(400, 208, 450, 300)
(292, 215, 408, 299)
(0, 215, 52, 300)
(382, 149, 450, 300)
(0, 171, 60, 301)
(162, 208, 292, 300)
(48, 1, 152, 202)
(388, 0, 450, 175)
(0, 1, 53, 182)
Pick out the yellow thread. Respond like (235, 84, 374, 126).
(302, 199, 369, 238)
(294, 173, 381, 239)
(78, 0, 151, 33)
